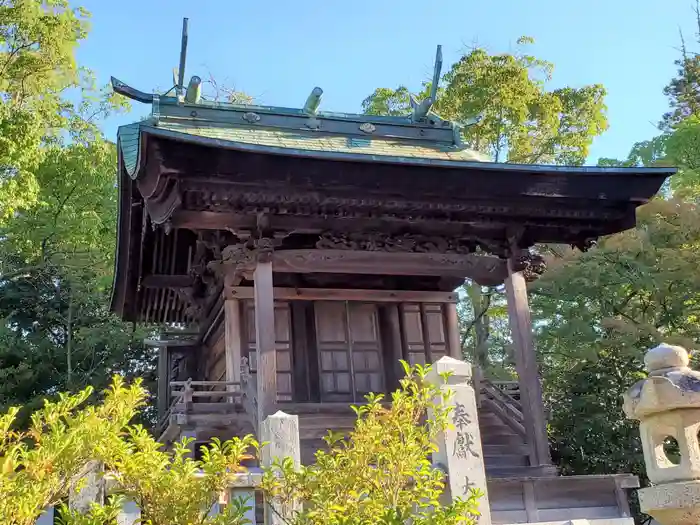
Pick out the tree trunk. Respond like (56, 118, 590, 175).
(466, 282, 490, 369)
(66, 288, 73, 386)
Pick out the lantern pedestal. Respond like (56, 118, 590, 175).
(624, 343, 700, 525)
(639, 481, 700, 525)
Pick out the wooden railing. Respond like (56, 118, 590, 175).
(490, 380, 520, 401)
(156, 379, 243, 434)
(240, 357, 258, 432)
(479, 376, 526, 439)
(170, 379, 242, 405)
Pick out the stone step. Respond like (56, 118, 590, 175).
(483, 454, 529, 467)
(486, 464, 558, 478)
(483, 444, 530, 456)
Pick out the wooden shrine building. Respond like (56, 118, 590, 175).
(110, 40, 674, 523)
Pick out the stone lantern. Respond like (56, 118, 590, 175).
(623, 343, 700, 525)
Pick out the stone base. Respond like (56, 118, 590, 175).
(504, 518, 634, 525)
(639, 480, 700, 525)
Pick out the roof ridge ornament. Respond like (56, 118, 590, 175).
(176, 18, 189, 100)
(303, 87, 323, 115)
(411, 45, 442, 123)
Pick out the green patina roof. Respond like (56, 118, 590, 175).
(117, 94, 490, 178)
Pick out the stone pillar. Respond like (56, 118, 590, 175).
(36, 507, 54, 525)
(261, 411, 300, 525)
(623, 343, 700, 525)
(426, 356, 491, 525)
(69, 460, 104, 514)
(116, 499, 141, 525)
(231, 488, 257, 525)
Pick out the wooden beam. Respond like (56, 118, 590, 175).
(505, 258, 551, 467)
(271, 250, 507, 285)
(144, 338, 197, 347)
(444, 302, 462, 359)
(141, 274, 194, 288)
(171, 210, 505, 239)
(290, 302, 310, 402)
(379, 304, 404, 391)
(254, 259, 277, 425)
(224, 299, 242, 391)
(227, 286, 458, 303)
(157, 347, 170, 421)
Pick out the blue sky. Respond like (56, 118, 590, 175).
(77, 0, 698, 163)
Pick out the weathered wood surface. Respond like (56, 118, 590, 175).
(505, 258, 550, 468)
(444, 301, 462, 359)
(225, 298, 242, 389)
(254, 260, 277, 424)
(226, 286, 458, 303)
(488, 474, 638, 524)
(157, 347, 169, 421)
(271, 249, 507, 284)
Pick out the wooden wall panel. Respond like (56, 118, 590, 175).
(314, 301, 383, 401)
(424, 303, 448, 362)
(399, 303, 449, 365)
(315, 301, 352, 400)
(243, 300, 293, 401)
(349, 303, 383, 395)
(401, 303, 426, 365)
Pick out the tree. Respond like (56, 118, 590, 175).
(0, 0, 142, 417)
(362, 38, 609, 374)
(0, 0, 96, 223)
(262, 363, 482, 525)
(0, 135, 151, 418)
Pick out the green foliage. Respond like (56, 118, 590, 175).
(0, 377, 259, 525)
(262, 362, 482, 525)
(531, 198, 700, 487)
(0, 0, 93, 222)
(0, 377, 146, 525)
(0, 137, 152, 414)
(96, 430, 257, 525)
(0, 2, 142, 417)
(665, 116, 700, 197)
(661, 25, 700, 130)
(55, 496, 125, 525)
(361, 85, 413, 116)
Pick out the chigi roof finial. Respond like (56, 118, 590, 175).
(176, 18, 189, 100)
(410, 45, 442, 122)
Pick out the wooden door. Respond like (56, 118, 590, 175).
(244, 300, 294, 401)
(400, 303, 449, 365)
(314, 301, 384, 401)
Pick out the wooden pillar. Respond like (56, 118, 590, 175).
(254, 259, 277, 424)
(225, 298, 242, 389)
(157, 346, 169, 421)
(445, 302, 462, 360)
(504, 258, 550, 467)
(379, 304, 404, 390)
